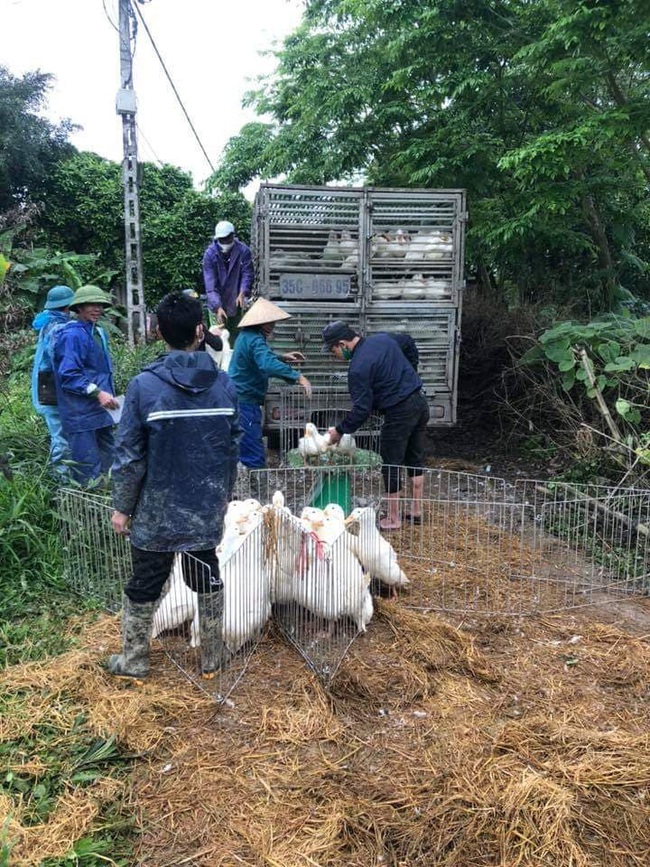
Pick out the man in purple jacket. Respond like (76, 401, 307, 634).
(202, 220, 254, 337)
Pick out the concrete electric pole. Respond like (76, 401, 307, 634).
(116, 0, 146, 345)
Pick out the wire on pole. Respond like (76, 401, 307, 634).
(129, 0, 216, 174)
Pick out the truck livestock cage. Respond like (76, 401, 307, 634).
(251, 183, 467, 443)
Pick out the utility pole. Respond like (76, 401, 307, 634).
(116, 0, 146, 345)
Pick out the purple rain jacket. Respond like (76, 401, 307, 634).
(202, 238, 254, 316)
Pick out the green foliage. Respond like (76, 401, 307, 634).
(207, 123, 276, 192)
(110, 337, 161, 394)
(0, 339, 164, 669)
(0, 207, 117, 369)
(0, 66, 75, 210)
(216, 0, 650, 311)
(38, 151, 253, 305)
(0, 703, 135, 865)
(523, 314, 650, 477)
(38, 152, 123, 271)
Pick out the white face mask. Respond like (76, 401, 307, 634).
(218, 241, 234, 253)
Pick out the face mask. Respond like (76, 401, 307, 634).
(341, 346, 352, 361)
(218, 241, 234, 253)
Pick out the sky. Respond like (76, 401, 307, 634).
(2, 0, 304, 189)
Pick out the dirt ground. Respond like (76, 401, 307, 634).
(3, 587, 649, 867)
(3, 425, 649, 865)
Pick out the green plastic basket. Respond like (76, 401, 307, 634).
(286, 447, 381, 514)
(308, 469, 352, 513)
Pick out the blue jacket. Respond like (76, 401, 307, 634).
(228, 327, 300, 405)
(202, 238, 254, 316)
(112, 351, 241, 552)
(338, 333, 424, 434)
(52, 320, 115, 434)
(30, 310, 70, 414)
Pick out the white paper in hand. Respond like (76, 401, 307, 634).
(106, 395, 125, 424)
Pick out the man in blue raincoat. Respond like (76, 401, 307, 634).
(108, 291, 241, 680)
(52, 285, 119, 486)
(202, 220, 254, 336)
(30, 284, 75, 477)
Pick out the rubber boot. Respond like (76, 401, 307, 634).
(380, 492, 402, 530)
(197, 591, 229, 679)
(409, 474, 425, 521)
(108, 595, 156, 680)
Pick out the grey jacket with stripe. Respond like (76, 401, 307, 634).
(112, 350, 241, 551)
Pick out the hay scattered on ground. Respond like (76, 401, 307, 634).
(2, 596, 649, 867)
(4, 779, 124, 866)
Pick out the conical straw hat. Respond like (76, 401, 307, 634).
(238, 297, 292, 328)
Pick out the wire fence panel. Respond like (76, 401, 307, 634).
(58, 488, 131, 613)
(57, 489, 268, 703)
(156, 532, 270, 703)
(269, 508, 372, 684)
(277, 387, 382, 458)
(235, 467, 650, 616)
(58, 469, 649, 698)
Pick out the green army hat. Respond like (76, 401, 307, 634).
(70, 285, 113, 309)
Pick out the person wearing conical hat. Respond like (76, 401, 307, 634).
(229, 297, 311, 471)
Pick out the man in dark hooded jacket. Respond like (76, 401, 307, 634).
(108, 291, 241, 681)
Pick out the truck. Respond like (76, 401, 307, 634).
(251, 183, 466, 450)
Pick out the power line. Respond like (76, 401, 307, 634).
(136, 122, 164, 166)
(102, 0, 119, 31)
(129, 0, 215, 174)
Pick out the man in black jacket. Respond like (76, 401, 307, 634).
(323, 321, 429, 529)
(108, 292, 241, 680)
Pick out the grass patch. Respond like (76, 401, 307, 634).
(0, 342, 162, 863)
(0, 693, 136, 866)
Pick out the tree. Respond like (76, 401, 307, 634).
(38, 152, 123, 270)
(0, 66, 74, 210)
(215, 0, 650, 311)
(38, 151, 252, 306)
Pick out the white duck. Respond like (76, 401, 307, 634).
(323, 430, 357, 457)
(270, 489, 291, 516)
(218, 499, 263, 563)
(299, 505, 326, 531)
(402, 274, 426, 300)
(345, 506, 409, 598)
(151, 555, 196, 640)
(191, 505, 270, 653)
(298, 423, 329, 460)
(370, 233, 392, 259)
(322, 230, 342, 261)
(294, 513, 374, 632)
(386, 229, 410, 259)
(338, 229, 358, 258)
(323, 503, 346, 524)
(218, 519, 271, 653)
(271, 510, 305, 605)
(219, 328, 233, 372)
